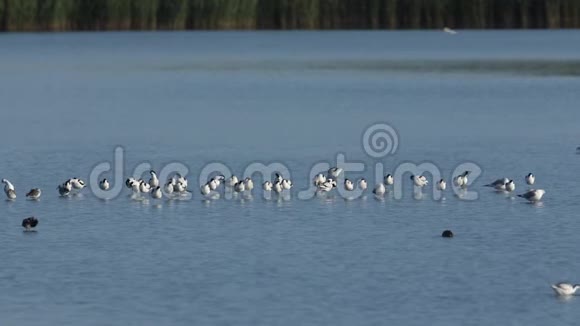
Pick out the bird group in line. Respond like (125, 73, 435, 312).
(2, 177, 86, 201)
(116, 171, 189, 200)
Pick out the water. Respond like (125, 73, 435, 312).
(0, 31, 579, 325)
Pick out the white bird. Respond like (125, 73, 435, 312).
(411, 175, 428, 188)
(358, 178, 368, 190)
(317, 179, 336, 192)
(443, 27, 457, 35)
(485, 178, 509, 191)
(273, 181, 283, 194)
(210, 175, 225, 189)
(2, 179, 16, 199)
(551, 283, 580, 296)
(263, 181, 273, 192)
(151, 186, 162, 199)
(344, 179, 354, 191)
(99, 178, 110, 190)
(57, 181, 72, 197)
(176, 174, 188, 189)
(26, 188, 41, 200)
(373, 183, 386, 196)
(313, 173, 326, 187)
(328, 167, 343, 178)
(453, 171, 470, 188)
(243, 178, 254, 191)
(437, 179, 446, 191)
(234, 181, 245, 193)
(505, 180, 515, 192)
(149, 171, 159, 188)
(384, 174, 394, 185)
(525, 173, 535, 185)
(200, 183, 211, 196)
(129, 180, 141, 194)
(126, 177, 137, 189)
(164, 180, 174, 195)
(517, 189, 545, 202)
(281, 179, 292, 190)
(139, 180, 151, 193)
(227, 175, 238, 187)
(71, 178, 85, 190)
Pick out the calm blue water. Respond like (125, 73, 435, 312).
(1, 31, 580, 326)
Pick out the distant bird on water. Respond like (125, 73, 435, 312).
(26, 188, 41, 200)
(22, 217, 38, 231)
(443, 27, 458, 35)
(99, 178, 110, 190)
(2, 178, 16, 200)
(551, 283, 580, 296)
(525, 173, 535, 185)
(517, 189, 545, 203)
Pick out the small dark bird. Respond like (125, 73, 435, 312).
(441, 230, 454, 238)
(22, 217, 38, 231)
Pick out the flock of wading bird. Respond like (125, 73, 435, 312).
(3, 168, 546, 232)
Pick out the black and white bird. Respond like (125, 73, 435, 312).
(485, 178, 509, 191)
(164, 180, 174, 195)
(139, 180, 151, 194)
(344, 179, 354, 191)
(525, 173, 535, 185)
(26, 188, 41, 200)
(281, 179, 292, 190)
(384, 174, 394, 186)
(71, 178, 86, 190)
(313, 173, 326, 187)
(22, 217, 38, 231)
(328, 167, 343, 178)
(373, 183, 386, 196)
(272, 181, 283, 194)
(453, 171, 470, 188)
(227, 175, 239, 187)
(58, 180, 72, 197)
(505, 180, 515, 192)
(201, 183, 211, 196)
(410, 175, 428, 188)
(149, 170, 159, 188)
(437, 179, 446, 191)
(99, 178, 110, 190)
(317, 179, 336, 192)
(234, 181, 245, 193)
(517, 189, 545, 202)
(551, 283, 580, 296)
(358, 178, 368, 190)
(263, 181, 273, 192)
(243, 178, 254, 191)
(151, 186, 162, 199)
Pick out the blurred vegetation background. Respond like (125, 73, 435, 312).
(0, 0, 578, 31)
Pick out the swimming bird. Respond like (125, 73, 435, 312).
(149, 170, 159, 188)
(22, 217, 38, 231)
(99, 178, 110, 190)
(281, 179, 292, 190)
(313, 173, 326, 187)
(410, 175, 428, 188)
(227, 175, 238, 187)
(551, 283, 580, 296)
(453, 171, 470, 188)
(517, 189, 545, 202)
(71, 178, 85, 190)
(151, 186, 162, 199)
(328, 167, 343, 178)
(525, 173, 535, 185)
(441, 230, 454, 238)
(26, 188, 41, 200)
(209, 175, 225, 190)
(263, 181, 273, 192)
(437, 179, 446, 191)
(272, 181, 283, 194)
(344, 179, 354, 191)
(57, 181, 72, 197)
(201, 183, 211, 196)
(505, 180, 515, 192)
(274, 173, 283, 184)
(175, 173, 188, 189)
(358, 178, 368, 190)
(243, 178, 254, 191)
(485, 178, 509, 191)
(373, 183, 386, 196)
(384, 174, 394, 186)
(126, 177, 137, 189)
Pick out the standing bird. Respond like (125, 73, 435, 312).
(281, 179, 292, 190)
(243, 178, 254, 191)
(505, 180, 515, 192)
(551, 283, 580, 296)
(344, 179, 354, 191)
(26, 188, 41, 200)
(525, 173, 535, 185)
(164, 180, 174, 195)
(262, 181, 273, 192)
(384, 174, 394, 186)
(139, 180, 151, 194)
(99, 178, 110, 190)
(22, 217, 38, 231)
(149, 171, 159, 188)
(71, 178, 86, 190)
(227, 175, 239, 187)
(58, 181, 72, 197)
(201, 183, 211, 196)
(453, 171, 470, 188)
(313, 173, 326, 187)
(234, 181, 245, 193)
(437, 179, 446, 191)
(274, 173, 283, 184)
(358, 178, 368, 190)
(317, 179, 336, 192)
(373, 183, 386, 196)
(151, 186, 163, 199)
(328, 167, 343, 178)
(273, 181, 283, 194)
(485, 178, 509, 191)
(2, 179, 16, 200)
(517, 189, 546, 203)
(411, 175, 428, 188)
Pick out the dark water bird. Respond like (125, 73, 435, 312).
(26, 188, 42, 200)
(441, 230, 454, 238)
(22, 217, 38, 231)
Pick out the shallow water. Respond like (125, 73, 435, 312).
(0, 31, 579, 326)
